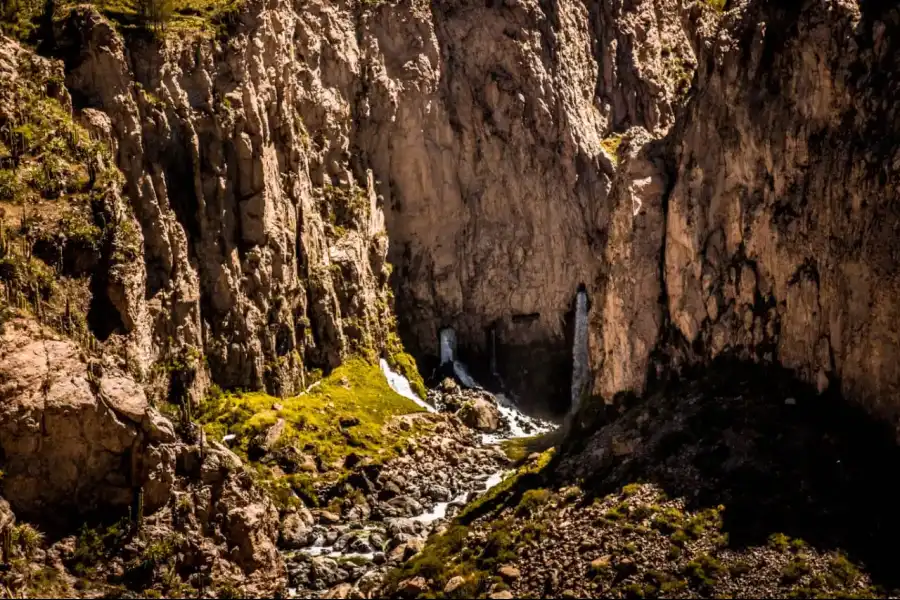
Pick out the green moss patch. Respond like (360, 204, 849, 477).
(198, 358, 429, 504)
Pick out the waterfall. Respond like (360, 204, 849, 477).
(379, 359, 436, 413)
(439, 328, 456, 365)
(570, 288, 590, 416)
(452, 361, 479, 389)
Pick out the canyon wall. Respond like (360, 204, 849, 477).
(592, 0, 900, 430)
(12, 0, 899, 426)
(43, 0, 698, 414)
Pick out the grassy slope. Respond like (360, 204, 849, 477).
(198, 358, 430, 505)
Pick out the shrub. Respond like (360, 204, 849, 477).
(134, 0, 175, 32)
(13, 523, 44, 557)
(517, 488, 551, 516)
(0, 168, 21, 201)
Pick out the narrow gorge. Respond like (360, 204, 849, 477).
(0, 0, 898, 598)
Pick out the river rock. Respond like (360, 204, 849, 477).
(428, 484, 452, 502)
(399, 577, 428, 596)
(287, 559, 312, 587)
(349, 536, 374, 554)
(316, 509, 342, 524)
(310, 557, 349, 590)
(386, 518, 420, 536)
(280, 511, 312, 549)
(357, 569, 385, 594)
(498, 565, 521, 581)
(387, 496, 424, 517)
(388, 538, 425, 563)
(323, 583, 352, 599)
(444, 575, 467, 594)
(457, 398, 502, 432)
(387, 532, 415, 550)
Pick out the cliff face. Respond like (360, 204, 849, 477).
(5, 0, 898, 433)
(363, 0, 696, 411)
(54, 3, 399, 403)
(37, 0, 697, 414)
(591, 0, 900, 431)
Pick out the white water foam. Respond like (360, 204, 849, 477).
(439, 328, 456, 365)
(481, 393, 555, 445)
(379, 359, 436, 413)
(452, 360, 479, 389)
(411, 467, 511, 524)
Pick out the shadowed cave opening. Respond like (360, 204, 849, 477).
(415, 286, 592, 422)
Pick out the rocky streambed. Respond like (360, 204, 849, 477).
(284, 376, 555, 598)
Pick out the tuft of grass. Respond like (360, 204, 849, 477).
(601, 134, 624, 164)
(621, 483, 643, 497)
(12, 523, 45, 558)
(516, 488, 552, 516)
(828, 552, 860, 585)
(781, 558, 811, 584)
(767, 532, 791, 552)
(499, 431, 560, 465)
(684, 554, 725, 590)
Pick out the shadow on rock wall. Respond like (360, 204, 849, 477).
(568, 359, 900, 591)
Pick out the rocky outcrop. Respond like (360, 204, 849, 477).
(0, 317, 175, 518)
(456, 396, 502, 432)
(52, 4, 399, 403)
(588, 0, 900, 432)
(363, 0, 696, 410)
(0, 316, 285, 595)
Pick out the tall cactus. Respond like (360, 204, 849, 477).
(1, 525, 10, 564)
(131, 485, 145, 533)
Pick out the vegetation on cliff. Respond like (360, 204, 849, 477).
(0, 0, 243, 40)
(0, 40, 130, 348)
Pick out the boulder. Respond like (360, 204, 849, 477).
(323, 583, 352, 599)
(399, 577, 428, 596)
(444, 575, 467, 594)
(497, 565, 521, 581)
(0, 318, 174, 519)
(456, 397, 502, 432)
(280, 511, 312, 549)
(249, 418, 286, 459)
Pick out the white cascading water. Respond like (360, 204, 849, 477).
(439, 328, 456, 365)
(439, 327, 479, 389)
(379, 359, 436, 413)
(570, 288, 590, 417)
(452, 361, 479, 389)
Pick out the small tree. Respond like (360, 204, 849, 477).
(134, 0, 174, 33)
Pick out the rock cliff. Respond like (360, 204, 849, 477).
(590, 0, 900, 433)
(39, 0, 697, 415)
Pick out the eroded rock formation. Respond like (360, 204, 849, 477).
(0, 316, 285, 594)
(37, 0, 697, 415)
(590, 0, 900, 432)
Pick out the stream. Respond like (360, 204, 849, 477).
(285, 360, 555, 597)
